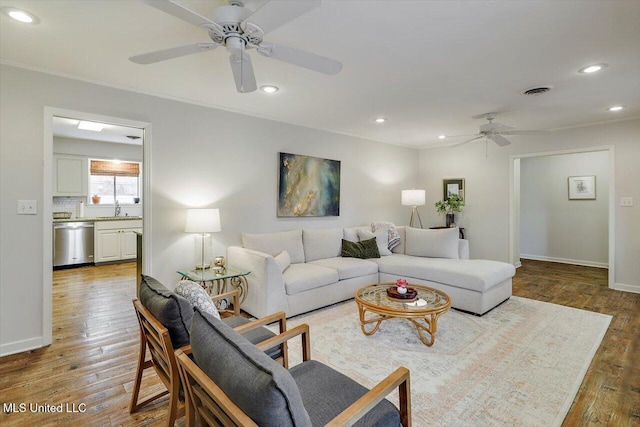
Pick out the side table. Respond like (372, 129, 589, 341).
(177, 268, 251, 305)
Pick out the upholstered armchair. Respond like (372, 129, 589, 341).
(130, 275, 288, 426)
(176, 307, 412, 427)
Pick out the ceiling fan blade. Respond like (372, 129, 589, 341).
(489, 134, 511, 146)
(451, 135, 484, 147)
(229, 53, 257, 93)
(500, 130, 550, 136)
(257, 42, 342, 75)
(445, 133, 480, 139)
(130, 43, 218, 64)
(245, 0, 321, 35)
(142, 0, 215, 27)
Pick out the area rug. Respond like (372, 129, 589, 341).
(276, 296, 611, 427)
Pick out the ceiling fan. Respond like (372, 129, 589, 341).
(451, 113, 549, 147)
(130, 0, 342, 93)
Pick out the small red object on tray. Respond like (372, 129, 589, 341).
(387, 287, 417, 299)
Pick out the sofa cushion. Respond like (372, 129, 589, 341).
(274, 250, 291, 273)
(376, 254, 516, 292)
(291, 360, 400, 426)
(372, 221, 401, 251)
(309, 257, 379, 280)
(341, 238, 380, 259)
(175, 279, 220, 320)
(303, 228, 343, 262)
(139, 275, 192, 349)
(191, 309, 312, 427)
(242, 229, 305, 264)
(392, 226, 406, 254)
(405, 227, 459, 259)
(358, 227, 392, 256)
(283, 263, 339, 295)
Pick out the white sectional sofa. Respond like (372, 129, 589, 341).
(227, 225, 515, 319)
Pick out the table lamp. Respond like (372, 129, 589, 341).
(185, 208, 221, 270)
(401, 189, 425, 228)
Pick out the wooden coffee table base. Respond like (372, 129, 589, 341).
(357, 305, 446, 346)
(355, 283, 452, 347)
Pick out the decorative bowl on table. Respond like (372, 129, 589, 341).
(387, 286, 417, 299)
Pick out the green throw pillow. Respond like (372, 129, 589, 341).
(341, 238, 381, 259)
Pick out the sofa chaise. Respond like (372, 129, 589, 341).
(227, 225, 515, 319)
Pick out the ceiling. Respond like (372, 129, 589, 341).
(2, 0, 639, 149)
(52, 116, 144, 145)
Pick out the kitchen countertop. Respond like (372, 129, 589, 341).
(53, 216, 143, 223)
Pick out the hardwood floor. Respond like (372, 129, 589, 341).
(0, 259, 638, 426)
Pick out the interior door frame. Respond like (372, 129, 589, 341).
(508, 145, 615, 288)
(43, 107, 152, 345)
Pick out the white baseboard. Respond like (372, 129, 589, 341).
(520, 254, 608, 269)
(515, 261, 522, 268)
(0, 336, 44, 357)
(611, 283, 640, 294)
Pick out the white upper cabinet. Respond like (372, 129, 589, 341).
(53, 154, 87, 196)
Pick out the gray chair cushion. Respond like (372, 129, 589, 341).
(191, 308, 312, 427)
(139, 274, 192, 349)
(291, 360, 401, 426)
(223, 316, 282, 360)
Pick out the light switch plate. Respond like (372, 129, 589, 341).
(17, 200, 37, 215)
(620, 197, 633, 207)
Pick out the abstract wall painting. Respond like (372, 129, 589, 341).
(278, 152, 341, 217)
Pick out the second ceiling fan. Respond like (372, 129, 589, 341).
(451, 112, 549, 147)
(130, 0, 342, 93)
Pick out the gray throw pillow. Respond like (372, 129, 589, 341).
(341, 238, 380, 259)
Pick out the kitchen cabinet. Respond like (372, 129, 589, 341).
(53, 154, 88, 196)
(95, 220, 142, 263)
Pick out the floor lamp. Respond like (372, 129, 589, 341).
(185, 208, 221, 270)
(402, 189, 425, 228)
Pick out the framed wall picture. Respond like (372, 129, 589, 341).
(278, 152, 341, 217)
(568, 175, 596, 200)
(442, 178, 465, 202)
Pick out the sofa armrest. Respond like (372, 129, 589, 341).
(227, 246, 289, 319)
(458, 239, 469, 260)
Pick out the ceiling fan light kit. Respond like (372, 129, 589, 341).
(131, 0, 342, 93)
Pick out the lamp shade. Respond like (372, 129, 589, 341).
(401, 189, 426, 206)
(185, 208, 221, 233)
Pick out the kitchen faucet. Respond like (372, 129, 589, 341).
(114, 200, 121, 217)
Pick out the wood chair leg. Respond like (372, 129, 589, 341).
(129, 334, 148, 413)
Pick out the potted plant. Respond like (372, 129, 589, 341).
(435, 194, 464, 227)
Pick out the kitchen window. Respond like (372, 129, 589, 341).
(89, 159, 141, 205)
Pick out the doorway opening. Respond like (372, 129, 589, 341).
(43, 108, 152, 346)
(509, 146, 614, 288)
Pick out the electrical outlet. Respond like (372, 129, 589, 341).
(620, 197, 633, 207)
(17, 200, 37, 215)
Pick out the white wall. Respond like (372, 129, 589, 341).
(0, 64, 418, 355)
(520, 151, 609, 267)
(419, 118, 640, 290)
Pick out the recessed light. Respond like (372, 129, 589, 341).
(1, 7, 40, 24)
(607, 105, 624, 112)
(578, 63, 607, 74)
(78, 121, 104, 132)
(260, 85, 279, 94)
(374, 118, 387, 123)
(438, 135, 446, 139)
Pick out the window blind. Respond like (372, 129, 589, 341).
(90, 160, 140, 177)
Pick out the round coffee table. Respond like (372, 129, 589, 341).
(355, 283, 451, 346)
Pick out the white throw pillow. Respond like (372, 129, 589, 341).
(358, 227, 392, 256)
(174, 280, 221, 320)
(242, 229, 305, 264)
(274, 250, 291, 273)
(405, 227, 459, 259)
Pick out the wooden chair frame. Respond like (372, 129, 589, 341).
(130, 288, 288, 426)
(176, 324, 412, 427)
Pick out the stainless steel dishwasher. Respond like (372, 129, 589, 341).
(53, 221, 95, 267)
